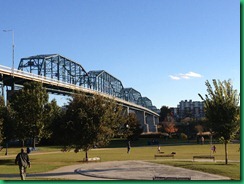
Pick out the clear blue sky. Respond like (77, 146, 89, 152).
(0, 0, 240, 108)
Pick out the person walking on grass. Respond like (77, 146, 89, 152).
(15, 148, 31, 180)
(212, 145, 216, 153)
(127, 140, 131, 153)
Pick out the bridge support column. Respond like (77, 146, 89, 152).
(143, 111, 149, 132)
(135, 111, 149, 133)
(154, 116, 159, 125)
(146, 114, 158, 132)
(11, 78, 15, 91)
(0, 74, 3, 97)
(0, 74, 6, 105)
(126, 106, 130, 115)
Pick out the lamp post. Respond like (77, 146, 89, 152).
(124, 124, 130, 153)
(3, 30, 14, 74)
(5, 143, 8, 155)
(2, 30, 14, 155)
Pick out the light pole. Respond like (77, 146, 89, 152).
(3, 30, 14, 74)
(2, 30, 14, 155)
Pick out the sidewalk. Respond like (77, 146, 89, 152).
(17, 160, 231, 180)
(0, 159, 233, 180)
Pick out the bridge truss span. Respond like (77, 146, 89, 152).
(1, 54, 160, 133)
(88, 70, 125, 99)
(18, 54, 90, 88)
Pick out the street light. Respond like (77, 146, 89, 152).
(2, 30, 14, 155)
(3, 30, 14, 74)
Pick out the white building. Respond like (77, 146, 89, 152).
(171, 100, 205, 120)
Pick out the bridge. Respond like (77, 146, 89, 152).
(0, 54, 159, 133)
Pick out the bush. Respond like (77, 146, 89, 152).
(139, 133, 162, 139)
(180, 133, 188, 140)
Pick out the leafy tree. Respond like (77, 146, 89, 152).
(10, 82, 49, 148)
(123, 113, 143, 141)
(199, 79, 240, 164)
(49, 108, 68, 146)
(160, 112, 178, 137)
(63, 93, 123, 161)
(163, 122, 178, 136)
(159, 106, 171, 122)
(1, 99, 15, 147)
(41, 99, 63, 145)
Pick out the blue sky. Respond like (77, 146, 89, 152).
(0, 0, 240, 108)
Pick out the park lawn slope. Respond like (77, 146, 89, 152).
(0, 143, 240, 180)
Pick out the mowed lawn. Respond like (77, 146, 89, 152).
(0, 143, 240, 180)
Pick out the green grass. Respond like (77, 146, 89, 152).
(0, 142, 240, 180)
(152, 161, 240, 180)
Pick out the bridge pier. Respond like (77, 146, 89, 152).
(0, 74, 3, 97)
(145, 114, 158, 133)
(133, 111, 159, 133)
(0, 74, 6, 105)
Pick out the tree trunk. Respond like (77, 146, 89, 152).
(224, 141, 228, 164)
(32, 136, 36, 150)
(85, 151, 88, 161)
(21, 139, 24, 147)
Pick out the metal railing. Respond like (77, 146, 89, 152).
(0, 65, 159, 116)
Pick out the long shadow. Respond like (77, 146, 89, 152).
(0, 159, 15, 165)
(29, 172, 77, 177)
(0, 172, 77, 179)
(76, 167, 125, 174)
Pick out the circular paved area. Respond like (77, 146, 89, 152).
(1, 160, 231, 180)
(75, 160, 230, 180)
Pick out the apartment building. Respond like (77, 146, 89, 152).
(171, 100, 205, 120)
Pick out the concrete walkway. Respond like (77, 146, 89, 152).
(18, 160, 230, 180)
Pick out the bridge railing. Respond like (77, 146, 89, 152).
(0, 65, 159, 116)
(0, 64, 93, 92)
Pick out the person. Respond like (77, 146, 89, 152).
(15, 148, 31, 180)
(201, 136, 204, 145)
(127, 140, 131, 154)
(26, 147, 31, 154)
(212, 145, 216, 153)
(157, 145, 161, 153)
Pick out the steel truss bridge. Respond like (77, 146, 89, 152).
(0, 54, 159, 133)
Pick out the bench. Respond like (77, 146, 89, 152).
(193, 155, 215, 162)
(154, 154, 174, 159)
(153, 176, 191, 180)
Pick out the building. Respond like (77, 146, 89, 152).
(171, 100, 205, 120)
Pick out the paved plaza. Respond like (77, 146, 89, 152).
(23, 160, 230, 180)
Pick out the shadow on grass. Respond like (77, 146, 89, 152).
(155, 160, 239, 167)
(0, 172, 78, 180)
(0, 159, 15, 165)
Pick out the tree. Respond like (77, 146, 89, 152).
(41, 99, 63, 145)
(63, 93, 123, 161)
(159, 106, 171, 122)
(0, 96, 16, 149)
(10, 82, 49, 148)
(160, 112, 178, 137)
(198, 79, 240, 164)
(123, 113, 143, 141)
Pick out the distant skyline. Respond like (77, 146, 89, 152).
(0, 0, 240, 108)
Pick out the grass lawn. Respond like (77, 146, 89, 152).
(0, 142, 240, 180)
